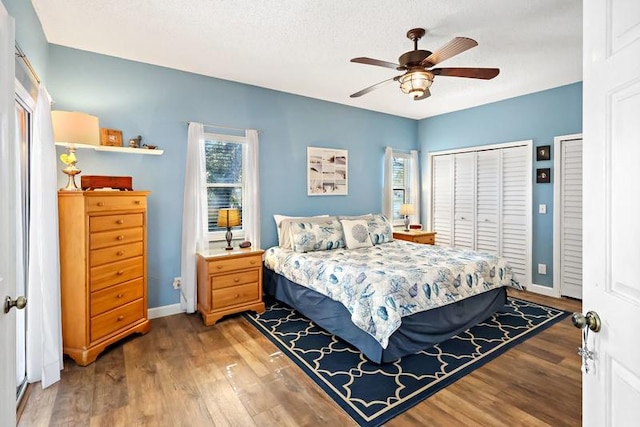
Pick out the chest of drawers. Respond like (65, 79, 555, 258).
(196, 248, 265, 326)
(58, 191, 151, 365)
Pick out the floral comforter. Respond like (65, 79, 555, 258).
(264, 240, 522, 348)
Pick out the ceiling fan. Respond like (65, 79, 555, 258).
(350, 28, 499, 100)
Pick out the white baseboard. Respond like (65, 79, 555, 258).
(526, 283, 560, 298)
(148, 303, 183, 319)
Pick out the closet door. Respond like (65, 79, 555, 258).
(559, 139, 582, 299)
(500, 146, 530, 286)
(431, 155, 453, 246)
(453, 152, 475, 249)
(476, 150, 500, 255)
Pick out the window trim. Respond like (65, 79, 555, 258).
(391, 152, 411, 226)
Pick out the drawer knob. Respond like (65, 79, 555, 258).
(117, 235, 125, 241)
(217, 265, 223, 269)
(250, 260, 256, 264)
(234, 294, 239, 299)
(117, 219, 124, 224)
(116, 293, 124, 298)
(117, 251, 124, 256)
(117, 315, 124, 321)
(134, 200, 141, 205)
(234, 278, 240, 282)
(97, 202, 104, 207)
(116, 270, 124, 275)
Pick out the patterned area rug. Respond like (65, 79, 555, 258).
(244, 297, 568, 427)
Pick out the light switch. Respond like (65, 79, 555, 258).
(538, 264, 547, 275)
(539, 204, 547, 214)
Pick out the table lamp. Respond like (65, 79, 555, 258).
(218, 208, 241, 250)
(51, 111, 100, 191)
(399, 203, 414, 231)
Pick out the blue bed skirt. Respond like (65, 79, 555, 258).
(263, 266, 508, 363)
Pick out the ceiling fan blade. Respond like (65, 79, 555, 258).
(350, 75, 401, 98)
(351, 57, 401, 70)
(431, 67, 500, 79)
(413, 88, 431, 101)
(421, 37, 478, 67)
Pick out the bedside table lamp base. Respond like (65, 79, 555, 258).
(225, 228, 233, 250)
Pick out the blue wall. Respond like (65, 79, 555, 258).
(418, 82, 583, 287)
(46, 46, 417, 308)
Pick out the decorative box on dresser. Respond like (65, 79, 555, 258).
(197, 248, 265, 326)
(393, 230, 437, 245)
(58, 190, 151, 366)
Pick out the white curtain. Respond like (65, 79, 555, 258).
(180, 122, 207, 313)
(382, 146, 393, 219)
(244, 129, 260, 248)
(27, 85, 63, 388)
(409, 149, 421, 225)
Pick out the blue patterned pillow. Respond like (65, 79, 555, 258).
(290, 220, 345, 252)
(367, 214, 394, 245)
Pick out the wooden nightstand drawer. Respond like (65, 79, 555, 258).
(90, 256, 143, 292)
(91, 299, 144, 342)
(90, 227, 144, 249)
(90, 241, 144, 266)
(393, 231, 436, 245)
(91, 278, 144, 316)
(211, 283, 260, 310)
(211, 270, 260, 290)
(90, 213, 144, 232)
(412, 234, 435, 244)
(86, 195, 147, 213)
(208, 254, 262, 275)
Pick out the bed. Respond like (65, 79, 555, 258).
(263, 214, 522, 363)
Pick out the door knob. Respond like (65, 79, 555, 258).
(4, 295, 27, 314)
(571, 310, 601, 332)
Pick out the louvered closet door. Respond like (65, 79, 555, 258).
(476, 150, 500, 255)
(453, 152, 475, 249)
(501, 146, 529, 286)
(431, 155, 453, 246)
(560, 139, 582, 299)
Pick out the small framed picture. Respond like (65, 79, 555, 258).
(536, 168, 551, 183)
(100, 128, 123, 147)
(536, 145, 551, 161)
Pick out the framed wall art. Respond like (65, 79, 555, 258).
(100, 128, 123, 147)
(536, 168, 551, 183)
(536, 145, 551, 161)
(307, 146, 348, 195)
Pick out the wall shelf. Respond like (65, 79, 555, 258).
(55, 142, 164, 156)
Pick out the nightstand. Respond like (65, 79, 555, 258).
(393, 230, 437, 245)
(196, 247, 265, 326)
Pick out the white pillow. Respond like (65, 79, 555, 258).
(340, 219, 373, 249)
(273, 214, 329, 248)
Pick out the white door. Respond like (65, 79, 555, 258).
(583, 0, 640, 424)
(1, 4, 18, 425)
(453, 152, 475, 249)
(431, 154, 453, 246)
(475, 150, 500, 255)
(554, 136, 583, 299)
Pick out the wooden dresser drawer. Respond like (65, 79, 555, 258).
(90, 227, 144, 250)
(86, 195, 147, 213)
(91, 299, 144, 342)
(208, 253, 262, 275)
(90, 241, 144, 266)
(211, 270, 259, 290)
(211, 283, 260, 310)
(90, 213, 143, 232)
(412, 234, 435, 244)
(91, 278, 144, 316)
(90, 256, 143, 292)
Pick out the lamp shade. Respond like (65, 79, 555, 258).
(52, 111, 100, 147)
(217, 208, 241, 228)
(399, 203, 414, 216)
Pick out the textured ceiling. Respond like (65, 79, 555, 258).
(32, 0, 582, 120)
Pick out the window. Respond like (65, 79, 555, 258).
(391, 153, 410, 224)
(204, 133, 249, 242)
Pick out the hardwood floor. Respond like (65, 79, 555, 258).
(19, 290, 582, 426)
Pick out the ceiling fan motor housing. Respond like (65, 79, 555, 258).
(398, 50, 431, 68)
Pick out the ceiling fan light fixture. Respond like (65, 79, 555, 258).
(399, 70, 433, 97)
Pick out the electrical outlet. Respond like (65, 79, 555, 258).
(539, 204, 547, 214)
(538, 264, 547, 275)
(172, 277, 182, 289)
